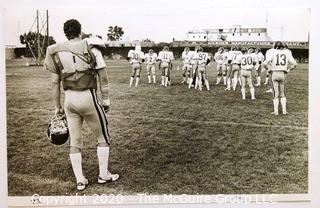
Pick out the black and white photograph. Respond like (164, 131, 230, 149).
(2, 0, 314, 207)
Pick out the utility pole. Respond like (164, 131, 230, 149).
(36, 10, 41, 65)
(46, 10, 49, 48)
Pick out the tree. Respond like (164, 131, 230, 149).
(19, 32, 56, 57)
(107, 26, 124, 41)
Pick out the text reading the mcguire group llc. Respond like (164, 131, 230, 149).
(31, 193, 276, 205)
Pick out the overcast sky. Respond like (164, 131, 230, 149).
(4, 0, 310, 45)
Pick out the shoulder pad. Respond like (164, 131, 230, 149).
(85, 37, 106, 48)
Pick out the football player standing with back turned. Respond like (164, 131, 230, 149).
(263, 41, 297, 115)
(193, 47, 211, 91)
(158, 46, 174, 87)
(45, 19, 119, 191)
(238, 47, 257, 100)
(127, 45, 145, 87)
(144, 49, 158, 84)
(181, 47, 191, 84)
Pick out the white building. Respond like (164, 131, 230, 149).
(185, 25, 271, 42)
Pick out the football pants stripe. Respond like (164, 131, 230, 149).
(90, 89, 110, 145)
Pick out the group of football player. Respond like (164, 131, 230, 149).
(126, 41, 297, 115)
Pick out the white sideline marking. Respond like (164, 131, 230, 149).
(108, 115, 308, 131)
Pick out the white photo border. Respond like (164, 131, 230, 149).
(1, 0, 319, 207)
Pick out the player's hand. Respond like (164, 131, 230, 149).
(55, 106, 64, 116)
(101, 99, 110, 113)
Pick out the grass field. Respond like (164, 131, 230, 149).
(6, 58, 308, 196)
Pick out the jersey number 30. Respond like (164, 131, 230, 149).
(241, 57, 253, 65)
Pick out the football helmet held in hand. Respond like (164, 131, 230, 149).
(46, 114, 69, 145)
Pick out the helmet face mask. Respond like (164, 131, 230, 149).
(46, 114, 69, 145)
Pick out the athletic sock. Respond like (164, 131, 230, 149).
(227, 78, 231, 89)
(223, 76, 227, 85)
(135, 77, 140, 87)
(232, 77, 237, 90)
(250, 87, 255, 99)
(205, 80, 210, 91)
(241, 88, 246, 99)
(188, 78, 193, 88)
(165, 77, 168, 87)
(273, 98, 279, 114)
(153, 75, 156, 83)
(257, 77, 261, 85)
(161, 76, 165, 85)
(195, 78, 199, 89)
(216, 77, 221, 84)
(97, 146, 110, 178)
(148, 75, 151, 83)
(280, 97, 287, 113)
(69, 153, 85, 183)
(129, 77, 134, 87)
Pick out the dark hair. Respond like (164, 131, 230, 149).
(63, 19, 81, 40)
(274, 41, 284, 49)
(241, 47, 248, 54)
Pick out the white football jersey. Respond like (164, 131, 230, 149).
(238, 53, 257, 70)
(182, 51, 192, 64)
(263, 49, 297, 71)
(194, 52, 210, 66)
(265, 48, 277, 61)
(127, 50, 145, 64)
(256, 52, 265, 62)
(188, 51, 197, 65)
(214, 52, 225, 64)
(231, 50, 242, 64)
(144, 53, 158, 65)
(222, 52, 229, 64)
(158, 51, 174, 63)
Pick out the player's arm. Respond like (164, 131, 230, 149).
(97, 68, 110, 110)
(127, 50, 132, 61)
(227, 54, 233, 64)
(253, 55, 257, 66)
(141, 52, 145, 63)
(44, 46, 64, 115)
(51, 73, 64, 115)
(262, 55, 272, 71)
(287, 55, 297, 72)
(206, 54, 211, 65)
(91, 48, 110, 111)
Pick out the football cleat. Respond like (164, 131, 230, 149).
(98, 171, 120, 184)
(77, 178, 88, 191)
(271, 112, 279, 116)
(266, 89, 273, 93)
(46, 114, 69, 145)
